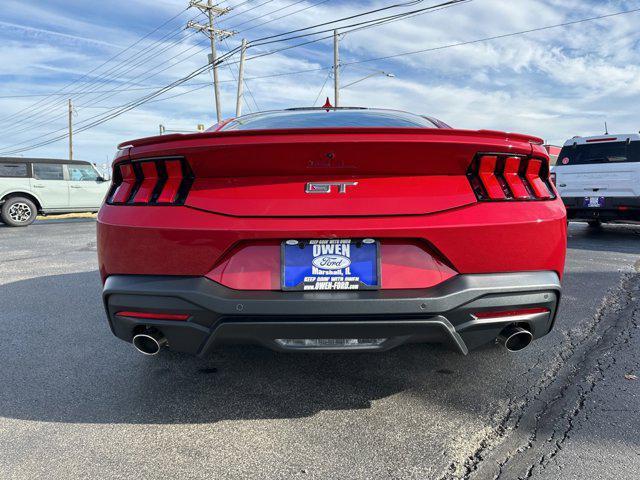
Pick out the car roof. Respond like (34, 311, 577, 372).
(562, 133, 640, 146)
(0, 157, 92, 165)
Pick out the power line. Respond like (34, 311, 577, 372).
(226, 0, 309, 31)
(341, 0, 472, 36)
(74, 31, 204, 108)
(0, 10, 195, 129)
(1, 0, 435, 131)
(341, 6, 640, 67)
(0, 64, 214, 155)
(7, 3, 638, 156)
(0, 65, 332, 100)
(0, 0, 482, 150)
(235, 0, 334, 35)
(2, 34, 208, 137)
(249, 0, 467, 48)
(0, 45, 243, 155)
(313, 70, 332, 106)
(0, 20, 204, 136)
(220, 0, 276, 24)
(0, 7, 190, 125)
(200, 0, 468, 72)
(248, 0, 428, 44)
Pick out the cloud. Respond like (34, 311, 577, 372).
(0, 21, 120, 49)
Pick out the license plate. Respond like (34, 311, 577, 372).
(281, 239, 380, 291)
(584, 196, 605, 208)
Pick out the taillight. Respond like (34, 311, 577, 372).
(107, 157, 193, 205)
(468, 154, 555, 201)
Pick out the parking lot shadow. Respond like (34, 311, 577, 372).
(0, 270, 545, 426)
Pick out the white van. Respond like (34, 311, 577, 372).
(554, 134, 640, 226)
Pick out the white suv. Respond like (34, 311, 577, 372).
(0, 157, 110, 227)
(554, 134, 640, 226)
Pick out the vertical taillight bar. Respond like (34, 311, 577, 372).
(110, 163, 137, 203)
(502, 156, 531, 199)
(477, 156, 506, 199)
(468, 154, 554, 201)
(156, 160, 183, 204)
(132, 161, 159, 203)
(525, 159, 552, 199)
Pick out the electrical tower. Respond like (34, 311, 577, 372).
(187, 0, 235, 123)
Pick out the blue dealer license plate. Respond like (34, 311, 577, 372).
(281, 239, 380, 291)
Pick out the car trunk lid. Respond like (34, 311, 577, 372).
(124, 128, 538, 217)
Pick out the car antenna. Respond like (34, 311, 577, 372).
(604, 121, 609, 135)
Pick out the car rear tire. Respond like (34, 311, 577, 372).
(1, 196, 37, 227)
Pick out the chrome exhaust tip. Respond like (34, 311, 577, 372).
(132, 329, 167, 356)
(497, 325, 533, 352)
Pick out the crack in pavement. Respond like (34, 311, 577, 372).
(438, 272, 640, 480)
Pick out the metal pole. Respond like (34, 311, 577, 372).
(208, 0, 222, 123)
(68, 99, 73, 161)
(333, 30, 339, 108)
(235, 39, 247, 117)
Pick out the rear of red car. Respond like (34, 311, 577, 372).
(97, 108, 566, 356)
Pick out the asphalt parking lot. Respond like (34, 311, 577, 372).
(0, 219, 639, 480)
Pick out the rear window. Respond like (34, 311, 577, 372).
(558, 141, 640, 165)
(0, 163, 27, 177)
(220, 109, 439, 131)
(33, 163, 64, 180)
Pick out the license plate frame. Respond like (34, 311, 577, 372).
(281, 239, 381, 291)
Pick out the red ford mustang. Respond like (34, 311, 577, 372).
(97, 107, 566, 356)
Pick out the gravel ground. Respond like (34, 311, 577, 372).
(0, 219, 638, 480)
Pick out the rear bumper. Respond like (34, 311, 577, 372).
(103, 271, 561, 355)
(563, 196, 640, 222)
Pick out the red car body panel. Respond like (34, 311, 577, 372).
(98, 114, 566, 355)
(98, 198, 565, 282)
(205, 242, 457, 290)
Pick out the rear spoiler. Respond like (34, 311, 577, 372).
(118, 127, 545, 150)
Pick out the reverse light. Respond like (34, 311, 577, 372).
(107, 157, 193, 205)
(468, 154, 555, 201)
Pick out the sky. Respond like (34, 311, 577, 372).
(0, 0, 638, 165)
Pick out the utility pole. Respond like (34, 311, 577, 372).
(333, 30, 340, 108)
(68, 99, 73, 161)
(235, 38, 247, 117)
(187, 1, 235, 123)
